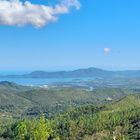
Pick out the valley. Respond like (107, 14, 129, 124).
(0, 68, 140, 139)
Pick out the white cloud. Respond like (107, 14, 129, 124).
(0, 0, 81, 28)
(104, 48, 111, 54)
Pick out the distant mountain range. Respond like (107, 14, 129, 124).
(1, 67, 140, 78)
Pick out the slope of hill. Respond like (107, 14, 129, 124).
(51, 94, 140, 140)
(0, 81, 140, 140)
(1, 94, 139, 140)
(0, 81, 135, 117)
(0, 81, 32, 115)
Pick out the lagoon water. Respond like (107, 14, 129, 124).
(0, 77, 94, 86)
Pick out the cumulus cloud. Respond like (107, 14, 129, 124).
(104, 48, 111, 54)
(0, 0, 81, 28)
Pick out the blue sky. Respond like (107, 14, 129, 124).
(0, 0, 140, 71)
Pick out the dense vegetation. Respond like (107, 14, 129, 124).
(0, 94, 140, 140)
(0, 81, 133, 117)
(0, 81, 140, 139)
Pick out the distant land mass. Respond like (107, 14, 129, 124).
(1, 67, 140, 78)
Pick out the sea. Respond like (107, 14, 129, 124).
(0, 77, 94, 86)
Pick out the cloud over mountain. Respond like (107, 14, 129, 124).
(0, 0, 80, 28)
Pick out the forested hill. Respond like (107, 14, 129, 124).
(0, 94, 140, 140)
(1, 67, 140, 78)
(0, 81, 134, 117)
(0, 81, 140, 139)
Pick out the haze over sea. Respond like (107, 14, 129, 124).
(0, 77, 94, 86)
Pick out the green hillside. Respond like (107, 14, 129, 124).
(0, 82, 134, 117)
(51, 95, 140, 140)
(0, 95, 140, 140)
(0, 82, 140, 139)
(0, 82, 32, 115)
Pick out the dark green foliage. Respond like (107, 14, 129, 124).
(128, 116, 140, 140)
(1, 95, 140, 139)
(0, 81, 133, 117)
(0, 82, 140, 140)
(51, 95, 140, 140)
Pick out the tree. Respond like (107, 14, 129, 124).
(15, 120, 27, 140)
(30, 116, 52, 140)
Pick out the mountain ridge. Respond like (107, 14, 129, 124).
(1, 67, 140, 78)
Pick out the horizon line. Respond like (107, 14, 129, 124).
(0, 66, 140, 75)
